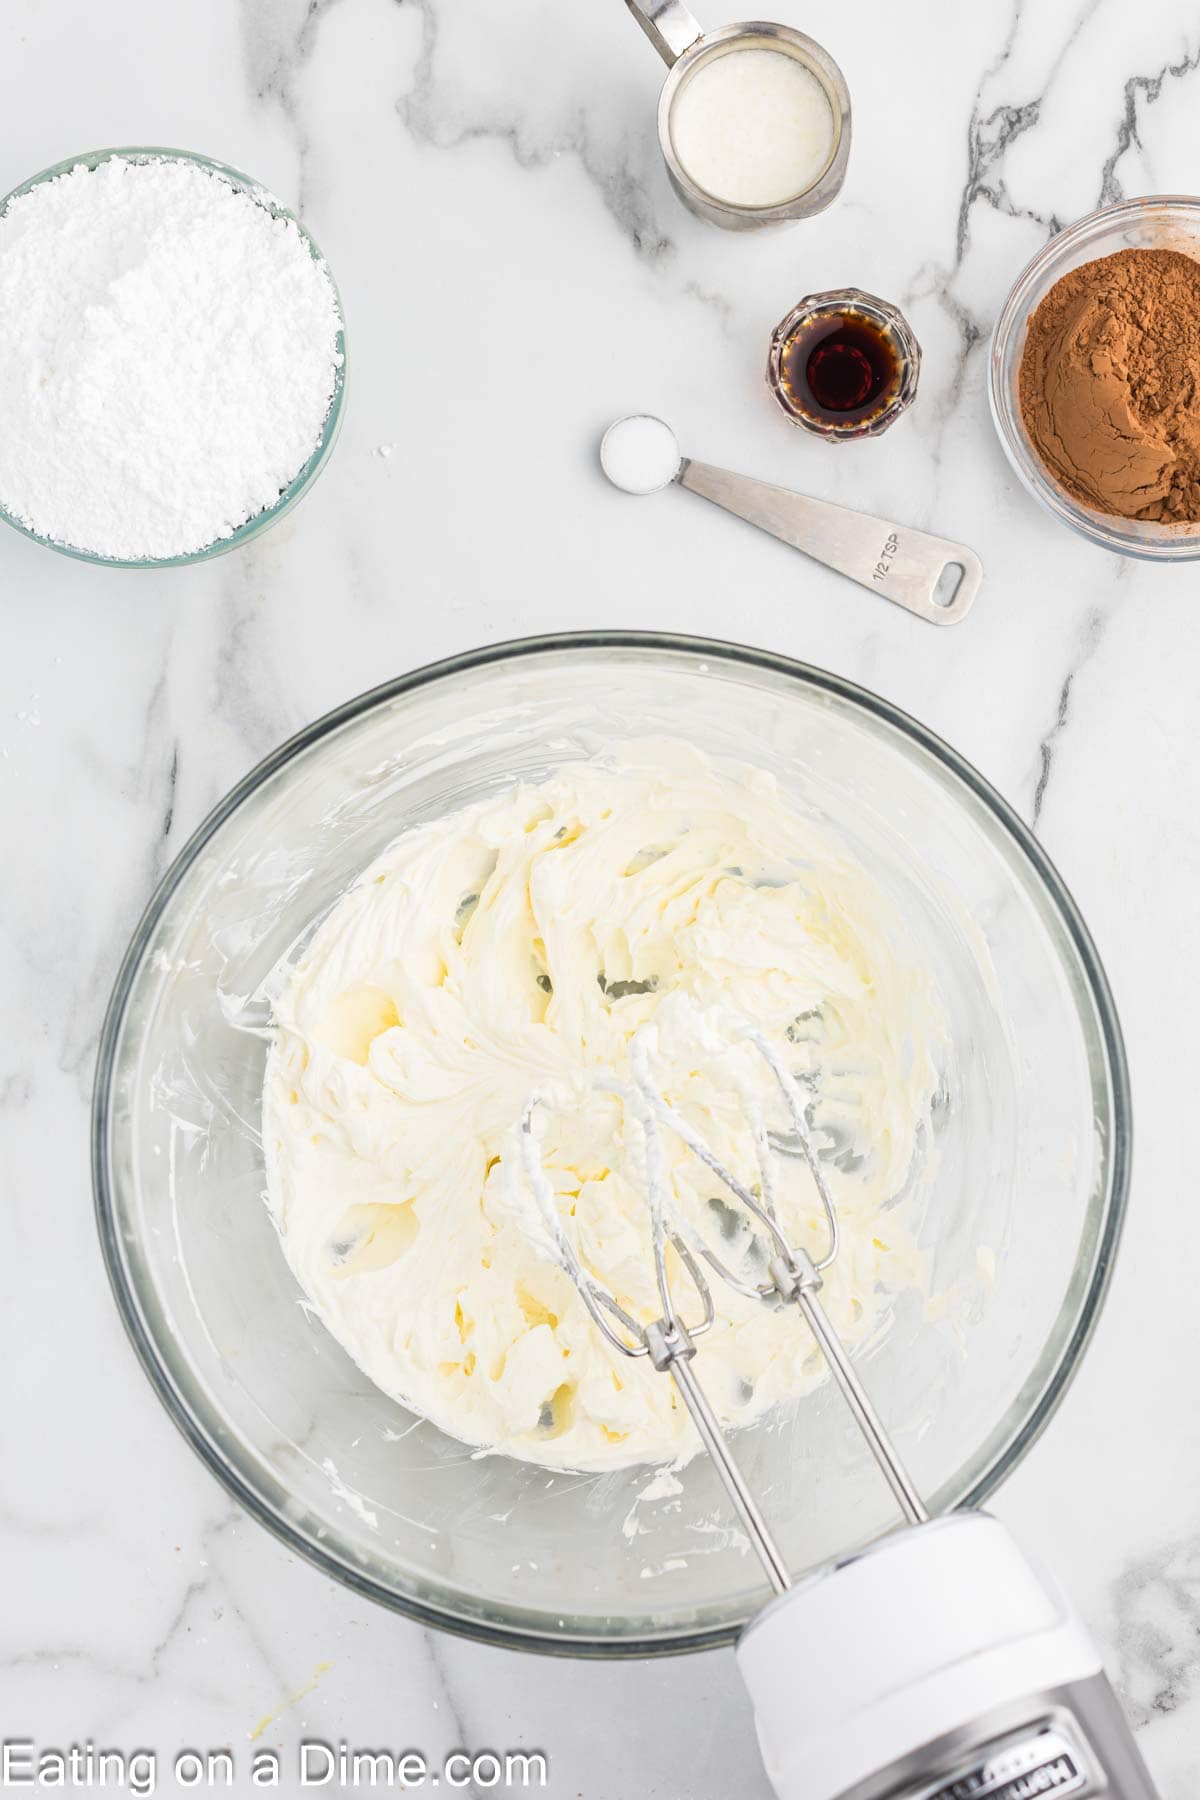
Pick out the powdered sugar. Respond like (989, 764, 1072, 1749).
(0, 154, 344, 560)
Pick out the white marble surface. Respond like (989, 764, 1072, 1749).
(4, 0, 1200, 1793)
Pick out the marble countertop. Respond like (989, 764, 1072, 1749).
(5, 0, 1200, 1793)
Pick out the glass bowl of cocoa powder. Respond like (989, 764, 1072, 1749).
(990, 196, 1200, 559)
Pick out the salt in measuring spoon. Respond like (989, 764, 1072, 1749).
(599, 414, 983, 626)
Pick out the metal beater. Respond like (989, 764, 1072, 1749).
(515, 1010, 1159, 1800)
(517, 1012, 926, 1591)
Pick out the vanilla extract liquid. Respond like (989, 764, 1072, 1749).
(780, 311, 901, 427)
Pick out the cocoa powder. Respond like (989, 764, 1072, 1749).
(1017, 246, 1200, 523)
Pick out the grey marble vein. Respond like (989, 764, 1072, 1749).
(1099, 38, 1200, 206)
(162, 743, 179, 841)
(1113, 1535, 1200, 1728)
(47, 671, 183, 1095)
(236, 0, 348, 216)
(1030, 605, 1106, 828)
(0, 1068, 33, 1110)
(393, 0, 674, 264)
(0, 1498, 102, 1539)
(928, 0, 1101, 425)
(952, 0, 1103, 267)
(211, 579, 302, 770)
(419, 1631, 488, 1800)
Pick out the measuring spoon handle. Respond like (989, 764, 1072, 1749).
(623, 0, 703, 64)
(678, 458, 982, 626)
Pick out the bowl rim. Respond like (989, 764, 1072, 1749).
(91, 630, 1132, 1657)
(0, 144, 347, 569)
(988, 193, 1200, 562)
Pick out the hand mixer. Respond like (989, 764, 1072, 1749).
(516, 1014, 1159, 1800)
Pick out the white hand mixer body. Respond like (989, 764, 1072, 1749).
(515, 1011, 1158, 1800)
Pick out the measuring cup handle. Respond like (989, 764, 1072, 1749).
(624, 0, 703, 65)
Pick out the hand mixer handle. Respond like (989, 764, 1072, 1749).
(737, 1513, 1161, 1800)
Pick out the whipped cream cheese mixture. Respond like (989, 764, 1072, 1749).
(262, 745, 943, 1470)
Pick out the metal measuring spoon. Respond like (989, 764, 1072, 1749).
(599, 414, 982, 626)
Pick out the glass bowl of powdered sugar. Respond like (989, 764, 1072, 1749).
(990, 196, 1200, 560)
(0, 146, 346, 567)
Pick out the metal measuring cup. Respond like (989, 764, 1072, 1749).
(624, 1, 851, 230)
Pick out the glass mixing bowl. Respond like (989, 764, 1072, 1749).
(0, 146, 346, 569)
(989, 196, 1200, 560)
(92, 635, 1129, 1654)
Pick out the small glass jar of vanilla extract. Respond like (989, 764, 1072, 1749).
(767, 289, 921, 440)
